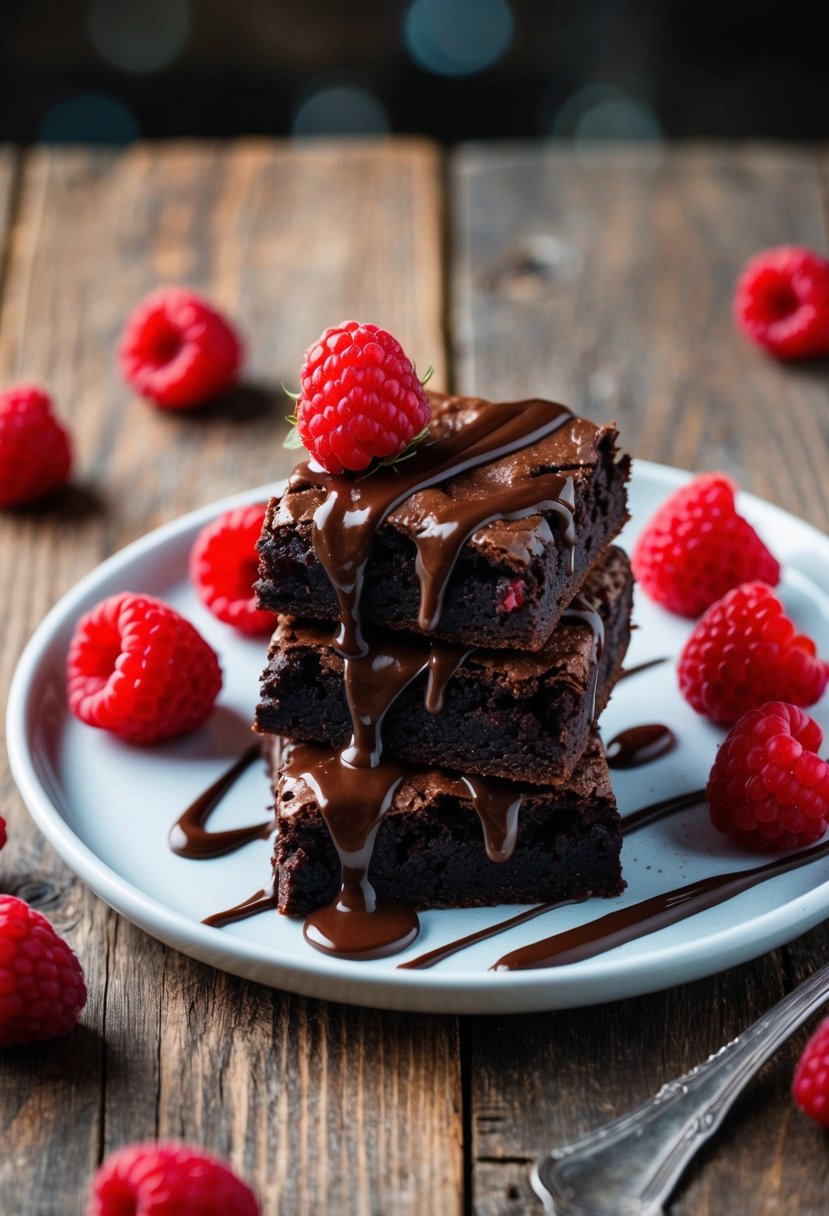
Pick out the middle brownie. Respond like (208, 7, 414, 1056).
(256, 546, 632, 786)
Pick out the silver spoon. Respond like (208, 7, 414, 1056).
(532, 960, 829, 1216)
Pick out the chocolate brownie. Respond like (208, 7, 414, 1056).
(256, 546, 633, 786)
(269, 736, 623, 916)
(256, 393, 630, 651)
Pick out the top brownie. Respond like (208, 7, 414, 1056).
(257, 392, 630, 650)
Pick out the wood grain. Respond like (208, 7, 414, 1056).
(452, 143, 829, 1216)
(0, 140, 460, 1216)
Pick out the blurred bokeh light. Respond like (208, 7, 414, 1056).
(37, 92, 139, 142)
(293, 78, 390, 137)
(404, 0, 514, 77)
(87, 0, 190, 74)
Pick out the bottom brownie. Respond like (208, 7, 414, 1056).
(269, 736, 623, 916)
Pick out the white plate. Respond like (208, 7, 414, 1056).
(7, 462, 829, 1014)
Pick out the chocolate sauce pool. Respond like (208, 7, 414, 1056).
(606, 723, 677, 770)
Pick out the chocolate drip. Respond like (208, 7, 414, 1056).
(492, 836, 829, 971)
(203, 880, 278, 928)
(342, 636, 472, 767)
(398, 474, 576, 631)
(288, 399, 576, 653)
(617, 657, 669, 682)
(607, 723, 677, 770)
(169, 745, 274, 859)
(285, 744, 420, 958)
(563, 593, 604, 721)
(458, 774, 523, 862)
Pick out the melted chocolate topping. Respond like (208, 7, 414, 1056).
(287, 398, 577, 653)
(606, 723, 677, 770)
(281, 399, 582, 959)
(169, 745, 274, 859)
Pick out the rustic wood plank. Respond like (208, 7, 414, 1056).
(0, 140, 460, 1216)
(452, 143, 829, 1216)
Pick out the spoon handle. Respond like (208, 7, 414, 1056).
(532, 961, 829, 1216)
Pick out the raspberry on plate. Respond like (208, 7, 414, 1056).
(0, 895, 87, 1047)
(793, 1016, 829, 1128)
(190, 503, 277, 635)
(67, 592, 222, 744)
(707, 702, 829, 850)
(734, 246, 829, 359)
(293, 320, 432, 474)
(631, 473, 779, 617)
(119, 287, 243, 410)
(88, 1142, 260, 1216)
(0, 384, 72, 508)
(678, 582, 828, 726)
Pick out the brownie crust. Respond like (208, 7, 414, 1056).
(271, 736, 623, 916)
(256, 393, 630, 651)
(257, 547, 633, 786)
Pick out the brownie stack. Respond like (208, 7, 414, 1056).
(254, 393, 632, 922)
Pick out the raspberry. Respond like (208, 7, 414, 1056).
(707, 702, 829, 850)
(631, 473, 780, 617)
(0, 896, 87, 1047)
(294, 320, 431, 473)
(190, 503, 276, 635)
(0, 817, 5, 851)
(67, 592, 222, 744)
(793, 1016, 829, 1127)
(119, 288, 243, 410)
(734, 246, 829, 359)
(88, 1142, 260, 1216)
(0, 385, 72, 508)
(678, 582, 828, 726)
(498, 578, 526, 613)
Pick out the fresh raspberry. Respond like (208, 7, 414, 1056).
(707, 702, 829, 850)
(734, 246, 829, 359)
(0, 895, 87, 1047)
(190, 503, 276, 635)
(678, 583, 828, 726)
(793, 1016, 829, 1127)
(0, 817, 5, 851)
(498, 578, 526, 613)
(294, 320, 431, 474)
(88, 1142, 260, 1216)
(67, 592, 222, 744)
(0, 385, 72, 508)
(119, 288, 243, 410)
(631, 474, 780, 617)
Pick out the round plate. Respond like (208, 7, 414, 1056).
(7, 462, 829, 1013)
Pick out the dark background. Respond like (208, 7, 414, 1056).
(0, 0, 827, 144)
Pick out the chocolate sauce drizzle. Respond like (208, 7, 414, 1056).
(617, 657, 669, 682)
(606, 723, 677, 770)
(169, 745, 274, 859)
(281, 399, 581, 959)
(492, 835, 829, 971)
(203, 881, 278, 929)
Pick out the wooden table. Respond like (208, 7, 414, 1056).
(1, 141, 828, 1215)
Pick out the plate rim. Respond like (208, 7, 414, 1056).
(7, 459, 829, 1014)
